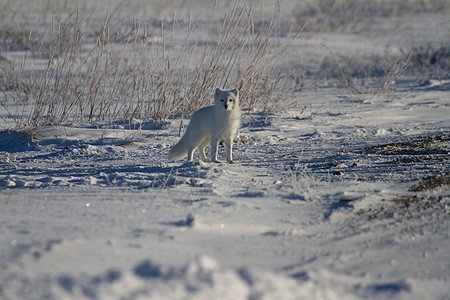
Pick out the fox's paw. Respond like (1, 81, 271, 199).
(201, 158, 212, 163)
(227, 160, 235, 164)
(212, 159, 222, 164)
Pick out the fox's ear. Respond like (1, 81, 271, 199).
(232, 89, 239, 97)
(215, 88, 222, 96)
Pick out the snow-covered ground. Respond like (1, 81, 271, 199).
(0, 1, 449, 299)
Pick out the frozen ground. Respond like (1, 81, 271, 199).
(0, 1, 449, 299)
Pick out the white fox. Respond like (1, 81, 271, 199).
(168, 88, 241, 163)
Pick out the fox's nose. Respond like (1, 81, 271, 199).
(224, 104, 228, 109)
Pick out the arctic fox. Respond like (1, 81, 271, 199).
(168, 88, 241, 163)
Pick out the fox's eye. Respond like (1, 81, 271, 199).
(220, 99, 224, 102)
(228, 99, 233, 102)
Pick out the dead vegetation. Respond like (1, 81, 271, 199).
(309, 44, 450, 94)
(292, 0, 450, 33)
(404, 45, 450, 85)
(1, 2, 295, 128)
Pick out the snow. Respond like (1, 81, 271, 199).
(1, 1, 449, 299)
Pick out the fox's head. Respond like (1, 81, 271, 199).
(214, 88, 239, 111)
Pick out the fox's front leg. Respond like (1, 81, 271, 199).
(211, 138, 220, 163)
(224, 138, 234, 164)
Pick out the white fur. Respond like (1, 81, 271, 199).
(168, 88, 241, 163)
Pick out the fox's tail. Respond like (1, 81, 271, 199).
(168, 135, 189, 160)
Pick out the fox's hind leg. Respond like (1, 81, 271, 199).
(187, 146, 195, 161)
(187, 134, 209, 162)
(198, 138, 211, 162)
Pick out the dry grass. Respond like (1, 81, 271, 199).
(305, 44, 449, 95)
(403, 45, 450, 84)
(1, 1, 297, 128)
(293, 0, 450, 33)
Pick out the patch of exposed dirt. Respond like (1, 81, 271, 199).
(410, 173, 450, 192)
(364, 133, 449, 156)
(359, 194, 449, 221)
